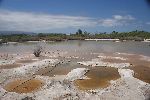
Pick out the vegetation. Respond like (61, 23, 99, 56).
(33, 45, 43, 57)
(0, 29, 150, 43)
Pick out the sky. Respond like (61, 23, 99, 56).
(0, 0, 150, 33)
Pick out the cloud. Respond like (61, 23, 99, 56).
(0, 10, 136, 32)
(0, 10, 97, 32)
(146, 22, 150, 25)
(98, 15, 135, 27)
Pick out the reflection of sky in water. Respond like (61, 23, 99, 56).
(0, 41, 150, 56)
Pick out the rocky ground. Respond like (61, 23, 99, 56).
(0, 51, 150, 100)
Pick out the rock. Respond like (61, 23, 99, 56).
(118, 69, 134, 78)
(65, 68, 89, 81)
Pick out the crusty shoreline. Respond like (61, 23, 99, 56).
(0, 52, 150, 100)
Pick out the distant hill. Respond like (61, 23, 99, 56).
(0, 31, 36, 35)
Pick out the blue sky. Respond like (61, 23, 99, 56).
(0, 0, 150, 33)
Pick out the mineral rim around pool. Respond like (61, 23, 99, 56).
(74, 67, 120, 90)
(35, 60, 87, 76)
(98, 53, 150, 84)
(34, 58, 121, 90)
(115, 54, 150, 84)
(130, 65, 150, 83)
(3, 79, 44, 93)
(0, 52, 150, 99)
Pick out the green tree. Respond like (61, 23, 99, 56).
(76, 29, 83, 35)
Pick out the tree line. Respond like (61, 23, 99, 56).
(0, 29, 150, 43)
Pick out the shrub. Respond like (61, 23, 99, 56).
(33, 45, 43, 57)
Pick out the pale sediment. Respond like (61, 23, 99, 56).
(0, 60, 15, 66)
(76, 55, 150, 100)
(65, 68, 89, 81)
(0, 68, 89, 100)
(118, 69, 134, 78)
(77, 58, 131, 68)
(0, 59, 59, 83)
(98, 55, 127, 60)
(140, 55, 150, 62)
(0, 66, 150, 100)
(0, 53, 150, 100)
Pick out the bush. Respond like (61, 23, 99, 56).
(33, 45, 43, 57)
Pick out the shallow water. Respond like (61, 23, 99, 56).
(0, 40, 150, 90)
(36, 60, 121, 90)
(4, 79, 44, 93)
(75, 67, 120, 90)
(130, 65, 150, 83)
(36, 60, 87, 76)
(0, 41, 150, 56)
(99, 53, 150, 84)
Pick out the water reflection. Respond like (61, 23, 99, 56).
(0, 40, 150, 56)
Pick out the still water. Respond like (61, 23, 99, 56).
(1, 40, 150, 90)
(0, 40, 150, 56)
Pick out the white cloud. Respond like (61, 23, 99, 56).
(146, 22, 150, 25)
(0, 10, 97, 32)
(98, 15, 135, 27)
(0, 10, 136, 32)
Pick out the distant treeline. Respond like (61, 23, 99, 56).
(0, 29, 150, 43)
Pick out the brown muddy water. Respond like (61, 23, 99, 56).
(3, 56, 150, 91)
(36, 60, 121, 90)
(36, 60, 87, 76)
(131, 65, 150, 83)
(75, 67, 120, 90)
(4, 79, 44, 93)
(124, 55, 150, 84)
(100, 53, 150, 84)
